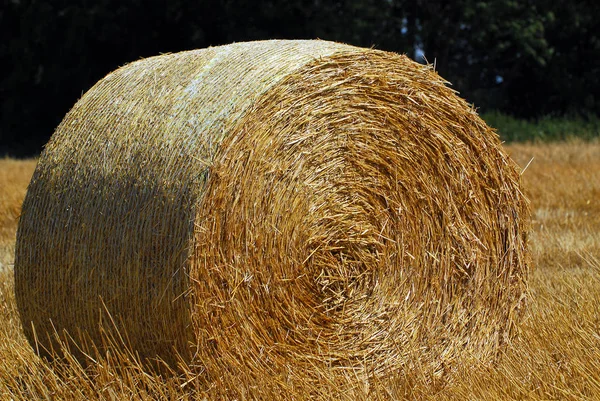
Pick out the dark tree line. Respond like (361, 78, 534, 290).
(2, 0, 599, 156)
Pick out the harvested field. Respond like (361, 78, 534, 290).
(12, 40, 528, 395)
(0, 159, 36, 272)
(1, 140, 598, 399)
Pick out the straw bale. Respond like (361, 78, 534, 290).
(15, 40, 529, 388)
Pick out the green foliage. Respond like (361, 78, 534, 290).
(483, 111, 600, 142)
(1, 0, 599, 156)
(412, 0, 556, 115)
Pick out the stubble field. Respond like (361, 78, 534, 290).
(0, 140, 599, 400)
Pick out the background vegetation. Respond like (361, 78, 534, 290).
(2, 0, 599, 156)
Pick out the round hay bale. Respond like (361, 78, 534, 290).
(15, 40, 529, 387)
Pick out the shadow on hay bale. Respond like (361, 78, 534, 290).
(15, 40, 529, 389)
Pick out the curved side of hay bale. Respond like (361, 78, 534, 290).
(15, 40, 361, 366)
(15, 39, 529, 387)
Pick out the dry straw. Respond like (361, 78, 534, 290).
(15, 40, 529, 391)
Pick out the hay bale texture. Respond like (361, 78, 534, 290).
(15, 40, 529, 386)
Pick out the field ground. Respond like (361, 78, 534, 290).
(0, 141, 599, 400)
(0, 159, 36, 271)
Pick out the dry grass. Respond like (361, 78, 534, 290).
(0, 158, 36, 271)
(13, 40, 529, 394)
(1, 140, 598, 400)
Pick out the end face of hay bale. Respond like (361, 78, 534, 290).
(189, 50, 529, 386)
(14, 39, 529, 391)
